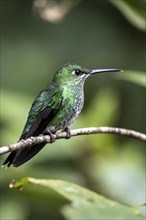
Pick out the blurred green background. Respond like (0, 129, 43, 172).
(0, 0, 145, 219)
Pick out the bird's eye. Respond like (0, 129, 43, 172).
(75, 70, 81, 75)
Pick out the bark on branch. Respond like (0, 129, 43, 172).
(0, 127, 146, 155)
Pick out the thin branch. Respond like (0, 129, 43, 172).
(0, 127, 146, 156)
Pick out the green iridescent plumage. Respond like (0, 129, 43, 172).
(3, 63, 120, 167)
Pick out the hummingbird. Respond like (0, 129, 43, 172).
(3, 63, 120, 167)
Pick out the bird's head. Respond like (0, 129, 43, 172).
(53, 63, 121, 84)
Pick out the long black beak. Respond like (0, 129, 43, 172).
(90, 68, 121, 75)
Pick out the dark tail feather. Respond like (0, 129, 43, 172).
(2, 151, 17, 167)
(2, 143, 46, 167)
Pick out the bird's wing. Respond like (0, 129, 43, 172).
(2, 85, 64, 167)
(20, 84, 63, 140)
(3, 102, 59, 167)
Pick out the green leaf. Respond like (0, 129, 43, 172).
(116, 70, 146, 87)
(10, 177, 144, 220)
(110, 0, 146, 32)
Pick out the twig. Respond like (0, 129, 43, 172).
(0, 127, 146, 155)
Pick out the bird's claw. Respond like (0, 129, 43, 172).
(49, 132, 56, 143)
(43, 131, 56, 143)
(64, 127, 71, 139)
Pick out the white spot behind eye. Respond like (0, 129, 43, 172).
(71, 70, 76, 75)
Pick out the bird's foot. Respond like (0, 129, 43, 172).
(49, 132, 56, 143)
(43, 131, 56, 143)
(64, 127, 71, 139)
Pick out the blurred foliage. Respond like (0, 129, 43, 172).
(116, 70, 146, 87)
(110, 0, 146, 32)
(0, 0, 146, 220)
(9, 178, 145, 220)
